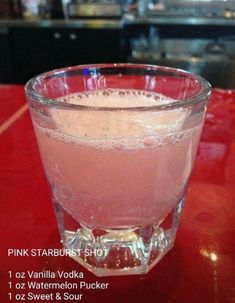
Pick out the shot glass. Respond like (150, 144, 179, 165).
(25, 64, 211, 276)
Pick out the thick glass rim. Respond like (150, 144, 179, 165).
(25, 63, 211, 111)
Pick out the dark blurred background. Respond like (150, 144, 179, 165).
(1, 0, 235, 87)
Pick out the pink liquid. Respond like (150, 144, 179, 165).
(33, 90, 203, 229)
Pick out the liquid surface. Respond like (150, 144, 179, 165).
(51, 90, 189, 140)
(59, 89, 176, 107)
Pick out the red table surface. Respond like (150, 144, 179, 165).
(0, 85, 235, 303)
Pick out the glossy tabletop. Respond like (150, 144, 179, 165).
(0, 85, 234, 303)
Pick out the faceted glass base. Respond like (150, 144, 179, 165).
(53, 198, 184, 277)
